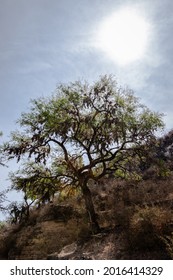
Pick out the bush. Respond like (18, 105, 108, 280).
(0, 221, 6, 230)
(127, 206, 173, 250)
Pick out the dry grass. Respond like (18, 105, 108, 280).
(0, 201, 91, 259)
(127, 206, 173, 249)
(1, 175, 173, 259)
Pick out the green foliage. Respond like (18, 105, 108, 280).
(9, 162, 61, 204)
(155, 159, 171, 178)
(4, 75, 164, 177)
(2, 75, 164, 231)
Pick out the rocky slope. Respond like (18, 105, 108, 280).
(1, 178, 173, 260)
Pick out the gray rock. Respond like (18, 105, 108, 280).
(58, 242, 77, 259)
(47, 242, 78, 260)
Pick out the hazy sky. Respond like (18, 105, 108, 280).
(0, 0, 173, 217)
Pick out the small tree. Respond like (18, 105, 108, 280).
(3, 75, 164, 232)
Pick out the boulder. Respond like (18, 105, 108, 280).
(47, 242, 77, 260)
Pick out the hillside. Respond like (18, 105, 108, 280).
(0, 177, 173, 260)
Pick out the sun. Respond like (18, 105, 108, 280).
(96, 8, 150, 65)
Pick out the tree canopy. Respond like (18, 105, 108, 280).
(3, 75, 164, 232)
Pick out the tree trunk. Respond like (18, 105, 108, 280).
(81, 182, 100, 234)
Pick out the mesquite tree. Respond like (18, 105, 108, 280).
(3, 75, 164, 232)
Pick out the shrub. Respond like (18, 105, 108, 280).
(127, 206, 173, 250)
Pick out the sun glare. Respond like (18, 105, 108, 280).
(96, 8, 150, 65)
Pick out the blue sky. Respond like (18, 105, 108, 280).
(0, 0, 173, 218)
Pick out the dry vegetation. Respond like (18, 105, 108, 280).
(1, 175, 173, 259)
